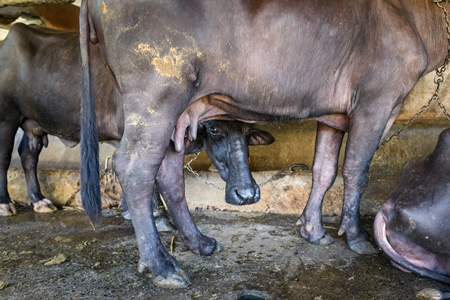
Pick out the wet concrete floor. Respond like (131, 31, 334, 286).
(1, 206, 447, 300)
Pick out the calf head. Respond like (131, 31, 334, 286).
(200, 120, 274, 205)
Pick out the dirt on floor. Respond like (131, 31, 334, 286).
(0, 206, 448, 300)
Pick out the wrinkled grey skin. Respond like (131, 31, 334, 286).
(0, 24, 276, 266)
(80, 0, 447, 288)
(374, 128, 450, 284)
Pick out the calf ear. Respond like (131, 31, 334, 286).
(248, 129, 275, 146)
(184, 125, 206, 154)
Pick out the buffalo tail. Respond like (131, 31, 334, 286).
(79, 0, 101, 224)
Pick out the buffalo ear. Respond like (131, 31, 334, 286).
(248, 129, 275, 146)
(184, 125, 206, 154)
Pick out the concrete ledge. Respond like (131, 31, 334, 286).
(7, 168, 394, 217)
(185, 171, 393, 216)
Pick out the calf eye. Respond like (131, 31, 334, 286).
(209, 126, 219, 135)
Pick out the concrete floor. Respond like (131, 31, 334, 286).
(1, 206, 447, 300)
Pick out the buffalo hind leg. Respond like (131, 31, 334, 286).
(114, 148, 191, 289)
(339, 116, 384, 255)
(18, 134, 57, 213)
(0, 125, 18, 216)
(157, 142, 218, 255)
(112, 95, 193, 288)
(299, 122, 344, 245)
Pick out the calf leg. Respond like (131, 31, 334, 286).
(18, 134, 56, 213)
(0, 125, 18, 216)
(156, 142, 217, 255)
(299, 122, 344, 245)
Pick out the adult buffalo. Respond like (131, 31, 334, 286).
(0, 23, 274, 229)
(80, 0, 447, 288)
(374, 128, 450, 284)
(0, 23, 122, 215)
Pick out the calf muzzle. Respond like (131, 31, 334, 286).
(225, 183, 260, 205)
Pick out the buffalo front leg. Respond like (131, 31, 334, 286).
(18, 134, 57, 213)
(156, 142, 218, 255)
(299, 122, 344, 245)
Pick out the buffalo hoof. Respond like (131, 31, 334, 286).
(152, 268, 192, 289)
(155, 217, 176, 232)
(309, 233, 334, 246)
(121, 210, 131, 219)
(122, 210, 176, 232)
(340, 226, 381, 255)
(189, 237, 219, 256)
(193, 240, 223, 255)
(33, 199, 58, 213)
(0, 203, 17, 216)
(213, 241, 224, 253)
(298, 221, 333, 246)
(138, 262, 192, 289)
(348, 239, 380, 255)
